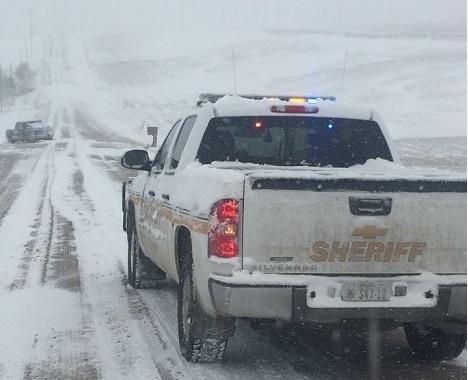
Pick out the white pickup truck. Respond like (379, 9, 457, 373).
(121, 94, 466, 363)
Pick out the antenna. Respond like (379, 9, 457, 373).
(339, 49, 348, 98)
(231, 47, 238, 95)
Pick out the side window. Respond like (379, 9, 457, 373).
(152, 121, 181, 171)
(169, 116, 197, 170)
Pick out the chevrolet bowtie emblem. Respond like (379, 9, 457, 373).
(352, 225, 388, 240)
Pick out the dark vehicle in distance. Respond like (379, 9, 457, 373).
(6, 120, 54, 143)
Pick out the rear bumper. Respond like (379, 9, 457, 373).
(208, 273, 466, 324)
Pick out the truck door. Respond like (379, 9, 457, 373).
(139, 121, 180, 271)
(157, 115, 197, 279)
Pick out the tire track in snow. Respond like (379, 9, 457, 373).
(117, 264, 196, 380)
(0, 141, 101, 378)
(48, 112, 163, 379)
(12, 35, 161, 378)
(15, 149, 98, 378)
(71, 110, 206, 379)
(0, 144, 53, 290)
(8, 177, 49, 291)
(0, 148, 44, 225)
(8, 143, 65, 291)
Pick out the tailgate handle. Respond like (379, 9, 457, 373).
(349, 197, 392, 216)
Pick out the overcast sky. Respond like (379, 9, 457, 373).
(0, 0, 465, 38)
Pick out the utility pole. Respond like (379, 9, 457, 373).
(0, 65, 3, 114)
(24, 39, 28, 63)
(29, 10, 33, 59)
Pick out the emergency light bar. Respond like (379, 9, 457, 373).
(197, 93, 336, 107)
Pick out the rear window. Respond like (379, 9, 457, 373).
(197, 116, 392, 167)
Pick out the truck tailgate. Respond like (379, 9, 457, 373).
(241, 174, 466, 275)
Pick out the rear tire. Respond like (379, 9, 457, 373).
(404, 323, 466, 361)
(177, 242, 232, 363)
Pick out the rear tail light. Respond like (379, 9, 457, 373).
(209, 199, 240, 258)
(271, 105, 319, 113)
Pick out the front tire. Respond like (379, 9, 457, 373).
(128, 223, 143, 288)
(404, 323, 466, 361)
(127, 216, 165, 288)
(177, 249, 232, 363)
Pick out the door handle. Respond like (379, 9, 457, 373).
(148, 190, 155, 197)
(349, 197, 392, 216)
(162, 193, 170, 201)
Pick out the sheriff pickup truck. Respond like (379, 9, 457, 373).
(121, 94, 466, 363)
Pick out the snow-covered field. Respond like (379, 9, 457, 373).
(0, 0, 466, 379)
(59, 23, 465, 142)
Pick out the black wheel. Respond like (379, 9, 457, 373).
(122, 182, 127, 232)
(123, 209, 127, 232)
(404, 323, 466, 360)
(128, 221, 142, 288)
(177, 238, 232, 363)
(127, 215, 165, 288)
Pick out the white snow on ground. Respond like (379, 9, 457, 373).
(0, 0, 466, 378)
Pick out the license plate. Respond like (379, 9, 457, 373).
(340, 281, 391, 302)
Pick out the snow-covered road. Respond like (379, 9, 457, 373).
(0, 35, 465, 380)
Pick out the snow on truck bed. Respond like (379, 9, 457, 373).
(206, 158, 465, 181)
(168, 159, 465, 216)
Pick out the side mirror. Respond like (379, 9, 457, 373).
(121, 150, 150, 171)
